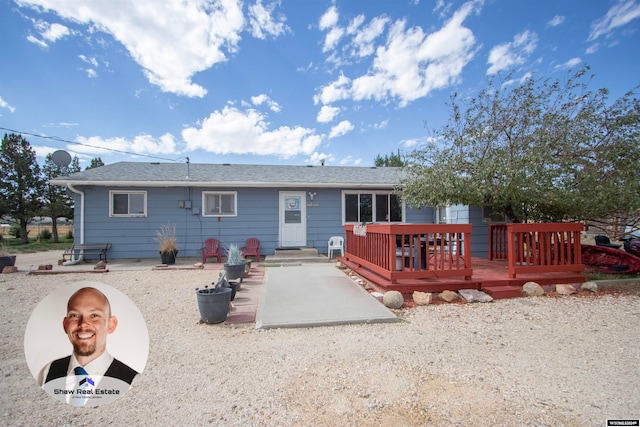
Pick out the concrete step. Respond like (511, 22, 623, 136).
(265, 248, 332, 264)
(273, 247, 319, 257)
(482, 285, 522, 299)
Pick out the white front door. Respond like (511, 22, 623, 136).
(279, 191, 306, 247)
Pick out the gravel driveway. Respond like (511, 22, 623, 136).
(1, 251, 639, 426)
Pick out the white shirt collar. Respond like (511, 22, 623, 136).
(67, 351, 114, 377)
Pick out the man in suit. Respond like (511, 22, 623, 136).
(39, 287, 138, 386)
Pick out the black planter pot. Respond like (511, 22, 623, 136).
(160, 250, 178, 265)
(196, 287, 232, 324)
(224, 263, 245, 282)
(0, 255, 16, 271)
(228, 281, 239, 301)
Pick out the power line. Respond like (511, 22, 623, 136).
(0, 126, 180, 162)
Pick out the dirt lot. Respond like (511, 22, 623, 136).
(1, 251, 639, 426)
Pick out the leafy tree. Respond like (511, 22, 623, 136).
(0, 133, 46, 243)
(400, 67, 640, 226)
(42, 153, 80, 242)
(374, 149, 404, 167)
(86, 157, 104, 170)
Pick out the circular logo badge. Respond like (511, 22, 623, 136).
(24, 281, 149, 407)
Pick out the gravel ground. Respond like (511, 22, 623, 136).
(1, 251, 639, 426)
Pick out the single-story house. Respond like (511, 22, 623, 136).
(51, 162, 495, 260)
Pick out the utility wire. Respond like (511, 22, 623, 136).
(0, 126, 180, 162)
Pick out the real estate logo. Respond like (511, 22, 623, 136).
(23, 281, 150, 408)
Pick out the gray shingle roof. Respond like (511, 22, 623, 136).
(50, 162, 404, 188)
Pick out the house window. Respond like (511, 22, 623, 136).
(437, 206, 448, 224)
(482, 206, 507, 223)
(203, 192, 237, 217)
(344, 191, 403, 223)
(110, 191, 146, 217)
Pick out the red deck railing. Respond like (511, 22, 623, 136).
(344, 223, 473, 283)
(488, 224, 508, 260)
(504, 223, 584, 278)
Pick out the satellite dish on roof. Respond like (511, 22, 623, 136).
(51, 150, 72, 167)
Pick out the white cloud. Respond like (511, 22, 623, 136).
(502, 71, 532, 87)
(554, 57, 582, 70)
(319, 5, 344, 52)
(248, 0, 290, 39)
(401, 137, 422, 148)
(346, 14, 365, 35)
(41, 22, 70, 41)
(323, 26, 345, 53)
(585, 43, 599, 55)
(78, 54, 99, 78)
(338, 155, 362, 166)
(17, 0, 249, 98)
(350, 16, 389, 58)
(433, 0, 452, 18)
(487, 30, 538, 75)
(26, 34, 48, 48)
(182, 105, 323, 158)
(79, 54, 98, 67)
(371, 120, 388, 130)
(26, 20, 71, 48)
(0, 96, 16, 113)
(329, 120, 354, 139)
(314, 73, 351, 105)
(315, 1, 481, 108)
(74, 133, 177, 156)
(319, 5, 339, 30)
(316, 105, 341, 123)
(589, 0, 640, 41)
(251, 94, 281, 112)
(547, 15, 565, 27)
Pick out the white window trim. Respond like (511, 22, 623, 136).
(437, 205, 448, 224)
(341, 190, 405, 224)
(202, 191, 238, 217)
(109, 190, 147, 217)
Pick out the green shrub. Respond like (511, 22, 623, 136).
(9, 225, 21, 238)
(38, 229, 53, 240)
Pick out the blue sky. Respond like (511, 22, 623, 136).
(1, 0, 639, 169)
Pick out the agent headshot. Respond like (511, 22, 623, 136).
(38, 287, 138, 386)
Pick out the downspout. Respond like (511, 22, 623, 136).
(63, 184, 85, 265)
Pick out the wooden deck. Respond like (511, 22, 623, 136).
(341, 256, 586, 298)
(342, 222, 586, 299)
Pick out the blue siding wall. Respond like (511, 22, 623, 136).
(405, 205, 434, 223)
(468, 206, 490, 258)
(73, 186, 434, 260)
(448, 204, 491, 258)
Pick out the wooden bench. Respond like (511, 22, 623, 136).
(63, 243, 112, 262)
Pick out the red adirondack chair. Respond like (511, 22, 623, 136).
(241, 238, 261, 262)
(200, 238, 223, 264)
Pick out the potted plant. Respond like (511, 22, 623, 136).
(0, 238, 16, 271)
(243, 258, 252, 278)
(155, 223, 178, 265)
(196, 272, 233, 324)
(224, 244, 245, 283)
